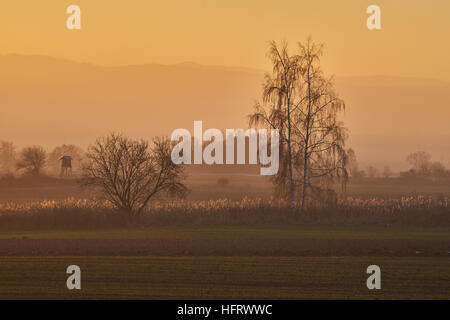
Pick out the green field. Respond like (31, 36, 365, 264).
(0, 225, 448, 299)
(0, 256, 448, 299)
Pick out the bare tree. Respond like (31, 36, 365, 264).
(16, 146, 47, 175)
(346, 148, 358, 177)
(366, 166, 379, 178)
(249, 40, 300, 209)
(429, 161, 447, 179)
(382, 165, 393, 178)
(297, 38, 348, 211)
(250, 38, 347, 213)
(406, 151, 431, 174)
(82, 133, 187, 216)
(346, 148, 365, 178)
(0, 141, 17, 174)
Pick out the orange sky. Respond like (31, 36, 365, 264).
(1, 0, 450, 80)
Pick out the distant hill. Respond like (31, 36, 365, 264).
(1, 54, 450, 171)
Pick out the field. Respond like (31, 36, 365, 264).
(0, 176, 449, 299)
(3, 172, 450, 203)
(1, 225, 449, 240)
(0, 256, 448, 299)
(0, 225, 448, 299)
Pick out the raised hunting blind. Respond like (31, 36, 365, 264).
(60, 155, 73, 177)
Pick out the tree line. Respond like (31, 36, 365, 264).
(0, 141, 84, 176)
(346, 149, 450, 180)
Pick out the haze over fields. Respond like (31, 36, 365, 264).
(2, 1, 450, 171)
(1, 54, 450, 171)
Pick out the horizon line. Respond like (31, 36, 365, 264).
(1, 52, 448, 84)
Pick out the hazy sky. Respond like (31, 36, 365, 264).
(1, 0, 450, 80)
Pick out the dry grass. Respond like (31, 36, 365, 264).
(0, 195, 449, 230)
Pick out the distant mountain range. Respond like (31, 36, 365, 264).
(1, 54, 450, 171)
